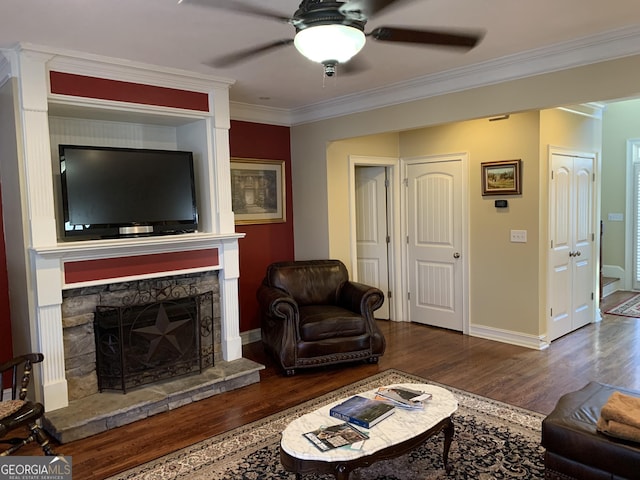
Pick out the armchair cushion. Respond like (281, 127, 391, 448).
(258, 259, 385, 375)
(299, 305, 366, 341)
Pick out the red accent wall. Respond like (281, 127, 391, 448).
(49, 71, 210, 112)
(230, 120, 294, 332)
(0, 184, 12, 363)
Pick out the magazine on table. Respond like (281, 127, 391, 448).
(375, 386, 432, 410)
(303, 422, 369, 451)
(329, 395, 395, 428)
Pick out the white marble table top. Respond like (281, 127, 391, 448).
(280, 383, 458, 462)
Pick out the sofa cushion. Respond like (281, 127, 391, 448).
(298, 305, 366, 341)
(266, 260, 348, 306)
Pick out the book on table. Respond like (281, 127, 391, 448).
(303, 422, 369, 451)
(329, 395, 395, 428)
(375, 386, 433, 410)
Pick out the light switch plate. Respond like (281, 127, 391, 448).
(510, 229, 527, 243)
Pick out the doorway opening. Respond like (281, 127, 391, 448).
(349, 156, 400, 321)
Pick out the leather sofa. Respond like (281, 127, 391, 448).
(257, 260, 386, 375)
(542, 381, 640, 479)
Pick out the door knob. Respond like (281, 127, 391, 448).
(453, 252, 460, 259)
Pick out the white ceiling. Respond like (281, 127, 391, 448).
(3, 0, 640, 119)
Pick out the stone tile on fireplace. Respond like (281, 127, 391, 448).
(42, 358, 264, 444)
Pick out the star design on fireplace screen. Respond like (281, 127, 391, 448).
(132, 304, 191, 361)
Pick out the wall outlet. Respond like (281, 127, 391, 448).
(510, 229, 527, 243)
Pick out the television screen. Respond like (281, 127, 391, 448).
(60, 145, 198, 239)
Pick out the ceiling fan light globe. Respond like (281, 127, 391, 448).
(294, 24, 366, 64)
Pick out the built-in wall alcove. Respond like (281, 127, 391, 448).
(47, 102, 215, 241)
(0, 45, 253, 417)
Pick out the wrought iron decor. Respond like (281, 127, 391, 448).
(94, 291, 213, 393)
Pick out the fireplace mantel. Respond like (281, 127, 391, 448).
(0, 45, 245, 412)
(33, 232, 244, 260)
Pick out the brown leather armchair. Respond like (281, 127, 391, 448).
(257, 260, 386, 375)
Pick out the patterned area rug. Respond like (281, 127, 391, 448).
(606, 294, 640, 317)
(108, 370, 545, 480)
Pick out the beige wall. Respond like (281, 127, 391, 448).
(399, 112, 542, 335)
(291, 54, 640, 341)
(601, 98, 640, 273)
(326, 133, 399, 271)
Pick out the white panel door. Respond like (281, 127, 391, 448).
(407, 159, 463, 331)
(571, 157, 595, 331)
(548, 152, 594, 341)
(355, 166, 390, 319)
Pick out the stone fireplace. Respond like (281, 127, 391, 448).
(63, 272, 220, 400)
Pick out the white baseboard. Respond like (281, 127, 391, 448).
(241, 328, 261, 345)
(468, 324, 549, 350)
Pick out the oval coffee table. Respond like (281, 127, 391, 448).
(280, 383, 458, 479)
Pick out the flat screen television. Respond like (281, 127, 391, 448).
(59, 144, 198, 239)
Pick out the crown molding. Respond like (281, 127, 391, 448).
(231, 25, 640, 126)
(230, 101, 292, 126)
(0, 49, 14, 88)
(15, 43, 235, 93)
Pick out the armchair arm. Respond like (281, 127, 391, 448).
(338, 281, 384, 316)
(257, 284, 298, 321)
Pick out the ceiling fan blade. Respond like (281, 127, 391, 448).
(341, 0, 411, 18)
(206, 39, 294, 68)
(339, 56, 370, 75)
(179, 0, 291, 23)
(370, 26, 483, 49)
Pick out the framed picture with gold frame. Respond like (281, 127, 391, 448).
(481, 159, 522, 196)
(230, 158, 286, 224)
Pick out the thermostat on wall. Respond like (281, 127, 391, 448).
(495, 200, 508, 208)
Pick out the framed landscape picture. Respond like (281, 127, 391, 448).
(481, 159, 522, 196)
(230, 158, 286, 224)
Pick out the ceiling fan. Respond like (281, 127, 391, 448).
(180, 0, 484, 76)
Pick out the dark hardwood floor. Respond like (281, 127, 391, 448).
(7, 291, 640, 479)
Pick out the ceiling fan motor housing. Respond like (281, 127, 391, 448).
(293, 1, 367, 31)
(293, 0, 367, 73)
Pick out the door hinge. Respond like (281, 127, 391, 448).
(403, 178, 408, 187)
(551, 240, 554, 249)
(386, 235, 390, 244)
(388, 291, 392, 299)
(408, 292, 411, 301)
(593, 173, 595, 182)
(591, 292, 594, 300)
(385, 178, 390, 188)
(550, 308, 553, 317)
(406, 235, 409, 244)
(592, 233, 595, 241)
(551, 171, 554, 180)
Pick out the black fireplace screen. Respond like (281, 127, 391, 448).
(94, 292, 213, 393)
